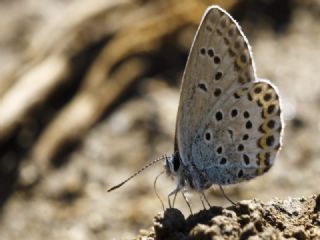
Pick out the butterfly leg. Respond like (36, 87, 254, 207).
(219, 184, 236, 205)
(201, 192, 212, 208)
(181, 192, 193, 215)
(153, 171, 165, 211)
(168, 187, 180, 208)
(172, 191, 178, 207)
(199, 195, 207, 210)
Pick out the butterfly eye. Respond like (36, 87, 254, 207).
(172, 155, 180, 172)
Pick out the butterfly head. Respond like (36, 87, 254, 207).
(164, 152, 205, 191)
(164, 152, 181, 178)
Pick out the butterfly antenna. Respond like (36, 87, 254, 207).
(153, 171, 165, 211)
(107, 155, 168, 192)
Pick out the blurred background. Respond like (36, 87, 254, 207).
(0, 0, 319, 239)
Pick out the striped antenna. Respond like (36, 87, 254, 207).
(107, 155, 167, 192)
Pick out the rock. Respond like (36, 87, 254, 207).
(153, 208, 185, 239)
(137, 194, 320, 239)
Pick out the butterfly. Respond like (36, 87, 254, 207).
(109, 5, 283, 208)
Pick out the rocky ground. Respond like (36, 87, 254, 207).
(138, 195, 320, 239)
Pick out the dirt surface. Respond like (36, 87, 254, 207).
(138, 194, 320, 239)
(0, 1, 319, 240)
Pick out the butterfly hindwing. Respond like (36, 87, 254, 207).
(192, 80, 283, 184)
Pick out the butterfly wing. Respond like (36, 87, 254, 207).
(192, 80, 283, 184)
(175, 6, 256, 164)
(175, 6, 283, 185)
